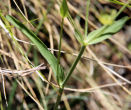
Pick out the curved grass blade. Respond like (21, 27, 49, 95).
(6, 15, 65, 84)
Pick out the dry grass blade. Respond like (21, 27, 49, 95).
(0, 18, 34, 45)
(12, 0, 34, 28)
(0, 63, 46, 77)
(16, 80, 44, 110)
(48, 48, 131, 69)
(86, 47, 131, 95)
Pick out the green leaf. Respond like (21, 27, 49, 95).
(85, 25, 108, 44)
(57, 65, 64, 86)
(6, 15, 65, 84)
(67, 13, 84, 45)
(103, 17, 129, 34)
(74, 28, 84, 44)
(60, 0, 68, 18)
(85, 16, 129, 45)
(88, 34, 111, 45)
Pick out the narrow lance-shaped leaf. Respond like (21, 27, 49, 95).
(67, 13, 84, 45)
(60, 0, 68, 18)
(85, 16, 129, 45)
(6, 15, 65, 84)
(74, 28, 84, 44)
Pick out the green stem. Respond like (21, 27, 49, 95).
(62, 46, 86, 86)
(114, 0, 130, 20)
(54, 18, 64, 110)
(53, 88, 63, 110)
(54, 46, 86, 110)
(84, 0, 90, 38)
(54, 0, 90, 109)
(58, 18, 64, 65)
(57, 18, 64, 83)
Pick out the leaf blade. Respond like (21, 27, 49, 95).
(60, 0, 68, 18)
(6, 15, 65, 83)
(85, 16, 129, 45)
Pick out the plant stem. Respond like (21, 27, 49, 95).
(53, 88, 63, 110)
(114, 0, 130, 20)
(62, 46, 86, 86)
(58, 18, 64, 65)
(54, 45, 86, 110)
(54, 0, 90, 109)
(57, 18, 64, 83)
(54, 17, 64, 109)
(84, 0, 90, 38)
